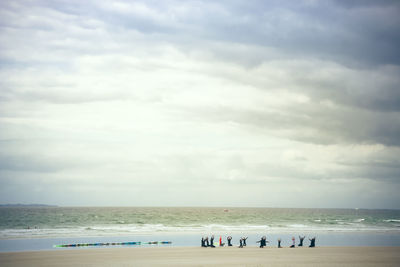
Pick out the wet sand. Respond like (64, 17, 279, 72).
(1, 246, 399, 266)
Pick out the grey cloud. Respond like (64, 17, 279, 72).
(158, 0, 400, 67)
(184, 97, 400, 147)
(333, 0, 400, 9)
(210, 60, 400, 113)
(0, 154, 62, 173)
(0, 138, 83, 173)
(337, 162, 400, 183)
(156, 149, 400, 186)
(1, 0, 399, 145)
(290, 63, 400, 113)
(0, 0, 399, 207)
(287, 101, 400, 147)
(4, 0, 399, 68)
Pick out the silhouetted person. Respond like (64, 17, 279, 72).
(227, 236, 233, 246)
(298, 236, 305, 247)
(309, 237, 316, 247)
(205, 237, 209, 247)
(257, 236, 267, 248)
(239, 238, 243, 248)
(201, 237, 206, 247)
(210, 235, 215, 247)
(278, 238, 282, 248)
(242, 237, 248, 246)
(290, 236, 295, 248)
(256, 237, 263, 248)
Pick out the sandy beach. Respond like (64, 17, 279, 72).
(1, 246, 399, 267)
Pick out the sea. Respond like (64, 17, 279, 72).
(0, 207, 399, 252)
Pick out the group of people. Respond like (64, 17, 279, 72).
(286, 236, 315, 248)
(201, 235, 316, 248)
(201, 235, 249, 247)
(258, 235, 316, 248)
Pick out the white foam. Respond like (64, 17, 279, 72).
(383, 219, 400, 223)
(288, 224, 308, 228)
(1, 223, 400, 239)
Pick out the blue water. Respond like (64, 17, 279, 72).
(1, 207, 399, 239)
(1, 207, 399, 251)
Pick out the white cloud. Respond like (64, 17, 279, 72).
(0, 0, 399, 208)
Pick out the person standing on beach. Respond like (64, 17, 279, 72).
(309, 237, 316, 247)
(205, 236, 209, 247)
(257, 236, 267, 248)
(239, 238, 243, 248)
(298, 236, 305, 247)
(290, 236, 295, 248)
(210, 235, 215, 247)
(227, 236, 233, 246)
(242, 237, 248, 246)
(256, 237, 263, 248)
(201, 237, 206, 247)
(278, 238, 282, 248)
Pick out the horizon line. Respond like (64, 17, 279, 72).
(1, 204, 399, 210)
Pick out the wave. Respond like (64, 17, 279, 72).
(1, 223, 399, 239)
(383, 219, 400, 223)
(287, 224, 309, 228)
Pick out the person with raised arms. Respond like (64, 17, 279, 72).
(256, 236, 268, 248)
(298, 236, 305, 247)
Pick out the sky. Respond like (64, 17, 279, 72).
(0, 0, 399, 208)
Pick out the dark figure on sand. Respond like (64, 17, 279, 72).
(309, 237, 316, 247)
(227, 236, 233, 246)
(201, 237, 206, 247)
(290, 236, 295, 248)
(298, 236, 305, 247)
(239, 238, 243, 248)
(205, 237, 209, 247)
(210, 235, 215, 247)
(242, 237, 248, 247)
(278, 238, 282, 248)
(257, 236, 268, 248)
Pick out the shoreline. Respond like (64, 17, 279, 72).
(1, 246, 399, 266)
(1, 232, 400, 252)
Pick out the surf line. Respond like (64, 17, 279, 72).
(54, 241, 172, 247)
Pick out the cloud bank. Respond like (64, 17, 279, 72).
(0, 0, 399, 208)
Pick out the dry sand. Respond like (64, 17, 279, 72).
(1, 246, 399, 267)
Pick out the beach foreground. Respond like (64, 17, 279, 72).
(1, 246, 399, 267)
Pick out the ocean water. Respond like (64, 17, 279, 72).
(0, 207, 399, 251)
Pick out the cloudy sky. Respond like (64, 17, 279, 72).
(0, 0, 399, 208)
